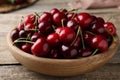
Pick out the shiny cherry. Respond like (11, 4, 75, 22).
(17, 22, 24, 30)
(59, 27, 75, 43)
(24, 14, 36, 24)
(97, 17, 105, 24)
(67, 12, 76, 20)
(11, 28, 19, 41)
(72, 36, 81, 48)
(91, 35, 108, 52)
(31, 38, 50, 57)
(79, 48, 93, 57)
(24, 23, 35, 30)
(60, 8, 68, 14)
(47, 33, 60, 47)
(104, 22, 116, 35)
(21, 43, 32, 53)
(67, 19, 78, 31)
(50, 8, 59, 15)
(31, 33, 43, 42)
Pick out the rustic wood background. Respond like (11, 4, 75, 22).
(0, 0, 120, 80)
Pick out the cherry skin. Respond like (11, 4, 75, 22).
(24, 14, 36, 25)
(79, 48, 93, 57)
(60, 8, 68, 14)
(38, 12, 52, 23)
(31, 33, 43, 42)
(72, 36, 81, 48)
(19, 30, 28, 38)
(91, 35, 108, 52)
(11, 28, 19, 41)
(17, 22, 24, 30)
(53, 12, 67, 26)
(24, 23, 35, 30)
(104, 22, 116, 35)
(97, 17, 105, 24)
(59, 27, 75, 43)
(50, 8, 59, 15)
(31, 38, 50, 57)
(49, 49, 59, 58)
(67, 12, 76, 20)
(77, 13, 93, 29)
(21, 43, 32, 53)
(60, 45, 78, 59)
(38, 21, 53, 36)
(55, 27, 63, 34)
(47, 33, 60, 47)
(67, 19, 78, 31)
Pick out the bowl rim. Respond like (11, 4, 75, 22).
(7, 27, 119, 63)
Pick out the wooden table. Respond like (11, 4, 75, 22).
(0, 0, 120, 79)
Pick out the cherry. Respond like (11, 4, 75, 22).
(11, 28, 19, 41)
(19, 30, 28, 38)
(21, 43, 32, 53)
(17, 22, 24, 30)
(60, 45, 78, 59)
(60, 8, 68, 14)
(38, 12, 52, 23)
(31, 33, 43, 42)
(67, 19, 78, 31)
(50, 8, 59, 15)
(15, 0, 24, 4)
(47, 33, 60, 47)
(83, 31, 94, 45)
(97, 17, 105, 24)
(24, 14, 36, 25)
(59, 27, 75, 43)
(79, 48, 93, 57)
(104, 22, 116, 35)
(31, 38, 50, 57)
(53, 12, 67, 26)
(72, 36, 81, 48)
(91, 35, 108, 52)
(24, 23, 35, 30)
(77, 13, 93, 29)
(38, 21, 53, 36)
(67, 12, 76, 20)
(49, 49, 59, 58)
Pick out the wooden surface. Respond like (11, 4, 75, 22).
(0, 0, 120, 79)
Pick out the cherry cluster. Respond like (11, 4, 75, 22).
(11, 8, 116, 59)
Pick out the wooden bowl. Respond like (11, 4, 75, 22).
(7, 29, 119, 76)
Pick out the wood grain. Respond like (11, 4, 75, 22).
(0, 64, 120, 80)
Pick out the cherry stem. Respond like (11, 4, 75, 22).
(79, 27, 85, 49)
(86, 31, 96, 35)
(71, 27, 80, 46)
(107, 16, 113, 22)
(52, 25, 56, 31)
(65, 9, 79, 14)
(91, 49, 99, 56)
(13, 40, 34, 44)
(61, 19, 65, 27)
(34, 12, 40, 18)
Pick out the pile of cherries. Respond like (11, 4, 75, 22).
(11, 8, 116, 59)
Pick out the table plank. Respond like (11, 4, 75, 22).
(0, 0, 120, 64)
(0, 64, 120, 80)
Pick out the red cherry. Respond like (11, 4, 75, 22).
(50, 8, 59, 15)
(49, 49, 59, 58)
(77, 13, 93, 29)
(55, 27, 63, 34)
(31, 33, 43, 42)
(60, 45, 78, 59)
(24, 14, 36, 24)
(72, 36, 81, 48)
(31, 38, 50, 57)
(67, 19, 78, 31)
(24, 23, 35, 30)
(91, 35, 108, 52)
(97, 17, 105, 24)
(104, 22, 116, 35)
(17, 22, 24, 30)
(60, 8, 68, 14)
(67, 12, 76, 20)
(59, 27, 75, 43)
(38, 12, 52, 23)
(47, 33, 60, 47)
(53, 12, 67, 26)
(11, 28, 19, 41)
(21, 43, 32, 53)
(79, 48, 93, 57)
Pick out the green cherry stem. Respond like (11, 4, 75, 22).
(79, 27, 85, 49)
(61, 19, 65, 27)
(65, 9, 79, 14)
(52, 25, 56, 31)
(13, 40, 34, 44)
(91, 49, 99, 56)
(86, 31, 96, 36)
(34, 12, 40, 18)
(71, 26, 80, 46)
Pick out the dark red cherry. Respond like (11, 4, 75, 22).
(104, 22, 116, 35)
(38, 12, 52, 23)
(15, 0, 24, 4)
(17, 22, 24, 30)
(91, 35, 108, 52)
(83, 31, 94, 45)
(67, 19, 78, 31)
(31, 33, 43, 42)
(73, 36, 81, 48)
(90, 22, 106, 35)
(31, 38, 50, 57)
(24, 14, 36, 24)
(19, 30, 28, 38)
(53, 12, 67, 26)
(97, 17, 105, 24)
(11, 28, 19, 41)
(24, 23, 35, 30)
(38, 21, 53, 36)
(67, 12, 76, 20)
(50, 8, 59, 15)
(21, 43, 32, 53)
(77, 13, 93, 29)
(79, 48, 93, 57)
(60, 45, 78, 59)
(47, 33, 60, 47)
(59, 27, 75, 43)
(49, 49, 59, 58)
(60, 8, 68, 14)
